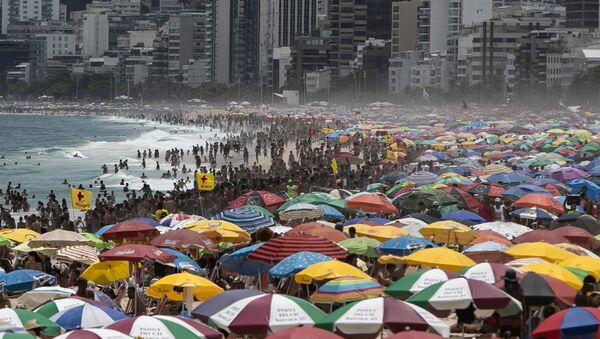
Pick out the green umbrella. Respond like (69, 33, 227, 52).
(80, 232, 114, 249)
(580, 142, 600, 155)
(0, 234, 14, 247)
(385, 181, 416, 197)
(278, 192, 347, 212)
(564, 266, 590, 282)
(392, 189, 458, 213)
(337, 237, 381, 257)
(0, 334, 37, 339)
(385, 269, 457, 298)
(0, 308, 61, 337)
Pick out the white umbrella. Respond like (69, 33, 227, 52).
(279, 203, 324, 221)
(472, 221, 532, 240)
(16, 286, 74, 309)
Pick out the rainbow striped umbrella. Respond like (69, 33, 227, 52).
(311, 276, 384, 304)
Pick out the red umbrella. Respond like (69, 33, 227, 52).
(472, 235, 513, 247)
(475, 230, 510, 241)
(291, 222, 324, 233)
(466, 183, 505, 198)
(248, 234, 347, 264)
(101, 221, 158, 241)
(552, 226, 600, 250)
(442, 187, 482, 211)
(465, 251, 514, 264)
(228, 191, 285, 209)
(512, 230, 569, 245)
(150, 229, 219, 251)
(386, 331, 443, 339)
(346, 193, 398, 214)
(266, 326, 343, 339)
(515, 194, 564, 213)
(98, 244, 175, 263)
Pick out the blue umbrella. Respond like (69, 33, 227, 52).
(502, 184, 552, 200)
(441, 210, 486, 224)
(219, 253, 271, 276)
(316, 204, 345, 221)
(131, 217, 160, 227)
(567, 179, 600, 201)
(0, 269, 56, 294)
(526, 177, 563, 186)
(488, 172, 531, 185)
(49, 303, 127, 330)
(94, 224, 114, 237)
(214, 208, 274, 233)
(463, 241, 508, 253)
(229, 242, 263, 258)
(379, 171, 408, 184)
(511, 207, 555, 221)
(162, 248, 203, 273)
(344, 217, 389, 226)
(377, 236, 438, 256)
(269, 251, 333, 278)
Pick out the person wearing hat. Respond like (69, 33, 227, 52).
(492, 198, 505, 222)
(502, 270, 523, 302)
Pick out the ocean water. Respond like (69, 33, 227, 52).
(0, 113, 225, 205)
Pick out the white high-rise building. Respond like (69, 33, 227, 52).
(82, 13, 109, 58)
(1, 0, 60, 35)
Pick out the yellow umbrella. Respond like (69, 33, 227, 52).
(560, 257, 600, 280)
(81, 260, 132, 285)
(505, 242, 576, 263)
(186, 220, 250, 243)
(11, 241, 56, 255)
(520, 263, 583, 290)
(147, 272, 223, 302)
(355, 225, 408, 242)
(377, 255, 404, 265)
(419, 221, 476, 245)
(0, 228, 40, 244)
(295, 261, 371, 284)
(401, 247, 476, 272)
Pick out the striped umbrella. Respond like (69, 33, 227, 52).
(208, 294, 326, 336)
(214, 208, 274, 233)
(385, 269, 460, 297)
(49, 303, 127, 330)
(248, 234, 347, 264)
(34, 297, 90, 318)
(107, 315, 222, 339)
(311, 276, 384, 304)
(55, 245, 99, 265)
(279, 203, 325, 221)
(405, 171, 440, 185)
(0, 309, 60, 337)
(460, 263, 522, 284)
(54, 329, 132, 339)
(16, 286, 74, 310)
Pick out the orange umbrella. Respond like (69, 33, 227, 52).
(514, 193, 564, 214)
(471, 235, 513, 247)
(346, 193, 398, 214)
(303, 227, 348, 243)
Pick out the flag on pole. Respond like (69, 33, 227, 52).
(70, 188, 93, 211)
(196, 172, 215, 191)
(331, 158, 338, 176)
(422, 88, 430, 101)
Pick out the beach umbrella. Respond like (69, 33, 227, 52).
(55, 245, 99, 266)
(159, 213, 203, 227)
(346, 192, 398, 214)
(502, 184, 552, 200)
(550, 213, 600, 234)
(459, 263, 521, 284)
(186, 220, 250, 243)
(552, 226, 600, 250)
(310, 276, 384, 304)
(436, 176, 472, 186)
(386, 331, 443, 339)
(107, 315, 222, 339)
(520, 263, 583, 290)
(347, 225, 409, 242)
(147, 272, 223, 302)
(488, 172, 530, 185)
(295, 226, 347, 243)
(0, 228, 39, 244)
(472, 234, 512, 247)
(161, 249, 204, 272)
(391, 218, 427, 237)
(315, 204, 345, 221)
(100, 220, 158, 242)
(295, 261, 370, 284)
(0, 308, 60, 337)
(392, 190, 457, 213)
(53, 329, 132, 339)
(279, 203, 325, 220)
(548, 167, 590, 182)
(269, 225, 292, 235)
(344, 217, 389, 226)
(269, 251, 333, 278)
(80, 233, 114, 250)
(512, 230, 568, 244)
(401, 247, 476, 272)
(279, 192, 348, 211)
(467, 183, 505, 198)
(555, 242, 599, 258)
(266, 326, 342, 339)
(28, 229, 92, 248)
(0, 269, 56, 294)
(441, 210, 486, 224)
(150, 230, 218, 251)
(337, 237, 381, 257)
(419, 221, 476, 245)
(214, 208, 275, 232)
(98, 244, 175, 263)
(0, 235, 13, 247)
(407, 277, 513, 311)
(191, 289, 265, 323)
(386, 181, 416, 198)
(515, 272, 576, 306)
(248, 234, 347, 264)
(407, 213, 440, 224)
(472, 221, 532, 240)
(228, 190, 286, 209)
(315, 297, 450, 338)
(0, 334, 37, 339)
(505, 242, 576, 262)
(333, 152, 363, 164)
(130, 217, 160, 227)
(329, 188, 353, 199)
(34, 297, 96, 318)
(464, 241, 508, 254)
(81, 260, 130, 285)
(531, 307, 600, 339)
(510, 207, 556, 221)
(515, 193, 564, 213)
(560, 256, 600, 279)
(404, 171, 440, 185)
(208, 294, 326, 336)
(567, 179, 600, 201)
(49, 303, 126, 330)
(376, 236, 438, 256)
(93, 225, 114, 237)
(219, 252, 272, 277)
(385, 269, 459, 297)
(380, 171, 409, 184)
(482, 164, 513, 176)
(16, 286, 74, 310)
